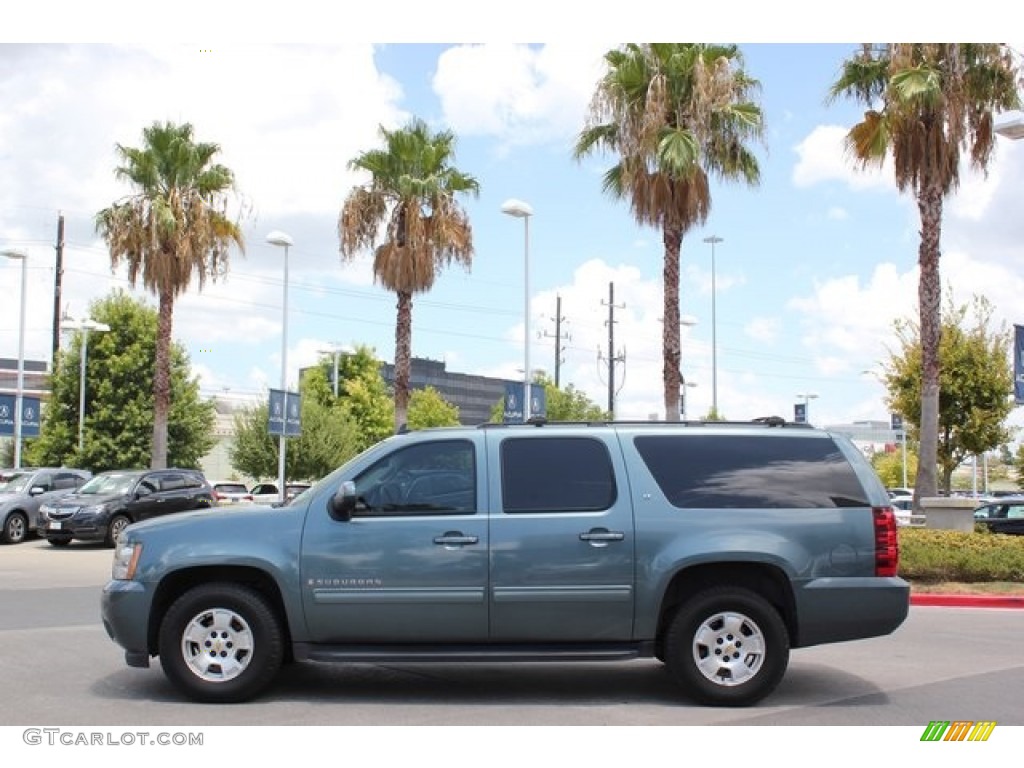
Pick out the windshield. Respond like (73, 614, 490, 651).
(78, 473, 138, 496)
(0, 472, 33, 493)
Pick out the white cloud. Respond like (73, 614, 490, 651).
(433, 43, 610, 148)
(792, 124, 893, 190)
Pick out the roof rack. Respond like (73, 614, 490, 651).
(478, 417, 811, 429)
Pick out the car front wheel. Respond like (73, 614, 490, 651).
(104, 515, 131, 548)
(663, 586, 789, 707)
(158, 583, 284, 703)
(2, 511, 28, 544)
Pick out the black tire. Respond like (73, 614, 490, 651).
(1, 511, 28, 544)
(104, 515, 131, 548)
(47, 537, 72, 547)
(158, 583, 284, 703)
(662, 587, 789, 707)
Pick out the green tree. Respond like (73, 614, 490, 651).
(407, 386, 460, 430)
(1013, 444, 1024, 489)
(95, 121, 244, 470)
(339, 118, 479, 432)
(331, 345, 395, 451)
(26, 290, 215, 472)
(882, 293, 1014, 494)
(828, 43, 1021, 501)
(575, 44, 764, 421)
(870, 446, 918, 489)
(230, 367, 361, 482)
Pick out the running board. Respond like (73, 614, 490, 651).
(294, 641, 655, 664)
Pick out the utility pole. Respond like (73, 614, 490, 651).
(599, 282, 626, 417)
(542, 294, 570, 387)
(52, 212, 65, 363)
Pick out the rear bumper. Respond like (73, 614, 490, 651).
(793, 576, 910, 647)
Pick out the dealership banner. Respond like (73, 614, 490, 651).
(0, 394, 40, 437)
(1016, 325, 1024, 405)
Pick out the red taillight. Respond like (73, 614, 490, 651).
(873, 506, 900, 577)
(244, 494, 253, 501)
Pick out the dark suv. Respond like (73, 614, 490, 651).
(42, 468, 214, 547)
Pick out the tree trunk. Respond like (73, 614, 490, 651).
(151, 288, 173, 469)
(914, 182, 944, 505)
(662, 223, 683, 421)
(394, 290, 413, 432)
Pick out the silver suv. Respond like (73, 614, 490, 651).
(0, 467, 92, 544)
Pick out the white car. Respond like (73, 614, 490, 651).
(210, 481, 253, 505)
(889, 494, 914, 526)
(250, 482, 311, 506)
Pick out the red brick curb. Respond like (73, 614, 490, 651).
(910, 594, 1024, 609)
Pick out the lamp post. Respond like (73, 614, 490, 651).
(501, 199, 534, 423)
(702, 235, 723, 417)
(63, 317, 111, 452)
(267, 230, 293, 504)
(318, 343, 351, 398)
(2, 249, 27, 468)
(795, 392, 819, 424)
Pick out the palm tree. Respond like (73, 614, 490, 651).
(575, 43, 764, 421)
(829, 44, 1021, 503)
(339, 118, 479, 431)
(96, 121, 244, 469)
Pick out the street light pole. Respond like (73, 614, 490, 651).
(267, 231, 293, 504)
(64, 318, 111, 452)
(3, 249, 27, 468)
(502, 199, 534, 423)
(702, 236, 723, 417)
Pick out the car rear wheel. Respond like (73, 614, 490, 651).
(104, 515, 131, 548)
(663, 587, 789, 707)
(158, 583, 284, 703)
(2, 511, 28, 544)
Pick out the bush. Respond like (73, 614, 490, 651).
(898, 527, 1024, 583)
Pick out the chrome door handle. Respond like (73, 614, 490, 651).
(579, 530, 625, 542)
(433, 534, 479, 546)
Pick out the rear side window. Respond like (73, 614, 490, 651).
(501, 437, 616, 513)
(634, 434, 870, 509)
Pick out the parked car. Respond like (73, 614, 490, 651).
(211, 481, 253, 505)
(41, 468, 214, 547)
(0, 467, 92, 544)
(973, 497, 1024, 535)
(250, 482, 311, 506)
(102, 419, 909, 706)
(889, 494, 914, 526)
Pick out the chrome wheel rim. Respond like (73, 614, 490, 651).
(181, 607, 255, 683)
(692, 610, 766, 687)
(7, 515, 26, 543)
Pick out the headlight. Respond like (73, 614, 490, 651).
(39, 504, 54, 515)
(82, 503, 109, 516)
(111, 540, 143, 581)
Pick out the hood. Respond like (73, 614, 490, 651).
(50, 491, 125, 507)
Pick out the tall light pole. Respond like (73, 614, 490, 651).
(2, 249, 27, 468)
(702, 235, 723, 417)
(318, 343, 351, 398)
(795, 392, 819, 424)
(267, 230, 293, 504)
(502, 199, 534, 423)
(63, 317, 111, 452)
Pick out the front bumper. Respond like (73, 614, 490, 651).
(101, 579, 154, 667)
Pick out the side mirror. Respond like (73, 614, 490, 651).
(327, 480, 358, 522)
(29, 486, 46, 497)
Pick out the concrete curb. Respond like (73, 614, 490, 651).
(910, 594, 1024, 609)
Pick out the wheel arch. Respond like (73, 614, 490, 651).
(654, 562, 797, 655)
(147, 566, 293, 660)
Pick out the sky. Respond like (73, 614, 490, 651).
(4, 8, 1024, 440)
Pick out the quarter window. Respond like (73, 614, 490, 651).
(634, 434, 870, 509)
(501, 437, 616, 513)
